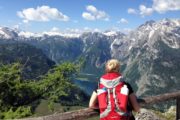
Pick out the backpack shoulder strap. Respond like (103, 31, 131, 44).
(119, 76, 128, 86)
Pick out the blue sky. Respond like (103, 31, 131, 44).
(0, 0, 180, 33)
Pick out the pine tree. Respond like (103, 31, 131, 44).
(0, 62, 87, 119)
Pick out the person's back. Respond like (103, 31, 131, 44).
(89, 59, 140, 120)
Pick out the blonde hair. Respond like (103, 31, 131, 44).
(105, 59, 120, 73)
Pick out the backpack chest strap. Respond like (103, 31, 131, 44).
(100, 76, 122, 88)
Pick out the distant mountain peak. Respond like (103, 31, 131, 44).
(143, 20, 155, 26)
(0, 27, 18, 39)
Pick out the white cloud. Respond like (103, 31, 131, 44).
(82, 12, 95, 20)
(83, 27, 92, 31)
(23, 20, 29, 23)
(121, 28, 133, 34)
(86, 5, 97, 13)
(127, 8, 137, 14)
(127, 6, 153, 17)
(48, 27, 99, 35)
(128, 0, 180, 17)
(65, 27, 102, 33)
(19, 31, 36, 38)
(152, 0, 180, 13)
(17, 5, 69, 23)
(82, 5, 109, 21)
(118, 18, 128, 24)
(94, 28, 101, 32)
(65, 28, 82, 33)
(50, 27, 60, 32)
(42, 27, 82, 38)
(139, 5, 153, 17)
(13, 25, 20, 30)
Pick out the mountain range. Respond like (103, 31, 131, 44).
(0, 18, 179, 97)
(113, 19, 180, 96)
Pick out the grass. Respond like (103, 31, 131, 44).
(33, 99, 85, 117)
(33, 99, 99, 120)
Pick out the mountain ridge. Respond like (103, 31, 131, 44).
(0, 41, 55, 79)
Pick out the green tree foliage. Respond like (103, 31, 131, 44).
(1, 106, 32, 119)
(0, 63, 41, 119)
(39, 62, 87, 110)
(0, 62, 87, 119)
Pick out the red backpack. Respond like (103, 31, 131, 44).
(97, 73, 131, 120)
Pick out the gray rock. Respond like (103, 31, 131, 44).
(135, 109, 164, 120)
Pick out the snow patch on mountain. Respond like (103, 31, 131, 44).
(18, 31, 80, 38)
(0, 27, 18, 39)
(148, 30, 155, 39)
(103, 31, 117, 36)
(19, 31, 42, 38)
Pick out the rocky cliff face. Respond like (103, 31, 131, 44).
(117, 19, 180, 96)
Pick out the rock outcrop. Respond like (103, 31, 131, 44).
(135, 108, 165, 120)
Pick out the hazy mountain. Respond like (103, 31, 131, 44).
(20, 36, 84, 63)
(17, 31, 124, 74)
(0, 41, 55, 79)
